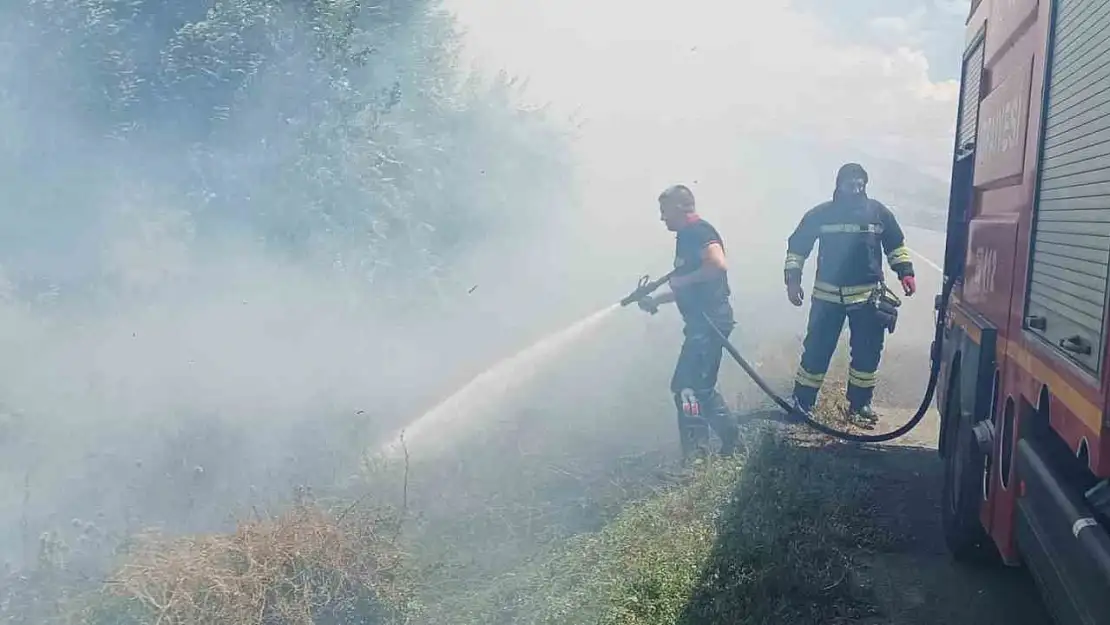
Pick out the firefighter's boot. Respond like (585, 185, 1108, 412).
(847, 403, 879, 429)
(699, 389, 739, 456)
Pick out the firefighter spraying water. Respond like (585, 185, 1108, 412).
(634, 184, 739, 459)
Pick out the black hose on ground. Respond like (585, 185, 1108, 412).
(620, 272, 954, 444)
(704, 276, 954, 443)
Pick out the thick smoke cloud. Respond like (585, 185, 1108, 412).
(448, 0, 963, 326)
(0, 0, 587, 573)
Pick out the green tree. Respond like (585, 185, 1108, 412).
(1, 0, 572, 299)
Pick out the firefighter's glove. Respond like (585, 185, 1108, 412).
(900, 275, 916, 297)
(637, 296, 660, 315)
(787, 282, 804, 307)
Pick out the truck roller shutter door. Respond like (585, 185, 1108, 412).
(1028, 0, 1110, 373)
(958, 38, 985, 151)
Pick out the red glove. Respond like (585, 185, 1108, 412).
(901, 275, 916, 296)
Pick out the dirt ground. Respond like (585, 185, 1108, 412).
(849, 439, 1052, 625)
(769, 342, 1056, 625)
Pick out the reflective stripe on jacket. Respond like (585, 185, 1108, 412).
(782, 194, 914, 288)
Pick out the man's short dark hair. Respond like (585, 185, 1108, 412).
(659, 184, 696, 210)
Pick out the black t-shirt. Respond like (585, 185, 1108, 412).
(673, 218, 733, 327)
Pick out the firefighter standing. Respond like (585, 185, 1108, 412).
(637, 184, 739, 458)
(784, 163, 917, 423)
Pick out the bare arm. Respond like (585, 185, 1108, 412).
(636, 285, 675, 313)
(652, 290, 676, 304)
(669, 242, 727, 290)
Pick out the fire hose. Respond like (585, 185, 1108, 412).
(620, 269, 953, 444)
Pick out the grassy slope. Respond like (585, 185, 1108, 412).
(443, 427, 898, 625)
(11, 343, 916, 625)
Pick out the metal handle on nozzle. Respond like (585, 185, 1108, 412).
(619, 269, 676, 307)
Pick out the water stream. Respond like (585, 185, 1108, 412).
(376, 304, 622, 458)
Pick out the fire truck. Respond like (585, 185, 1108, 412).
(937, 0, 1110, 622)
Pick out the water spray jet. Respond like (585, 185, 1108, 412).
(376, 304, 621, 459)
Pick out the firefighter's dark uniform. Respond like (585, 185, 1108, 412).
(784, 172, 914, 413)
(671, 217, 739, 456)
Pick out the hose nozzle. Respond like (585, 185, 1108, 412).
(619, 271, 674, 307)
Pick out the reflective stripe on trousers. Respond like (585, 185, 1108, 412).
(791, 298, 886, 409)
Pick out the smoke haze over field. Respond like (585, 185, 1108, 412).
(0, 0, 966, 608)
(0, 0, 598, 572)
(448, 0, 967, 274)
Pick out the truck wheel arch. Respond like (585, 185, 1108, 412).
(940, 353, 962, 458)
(999, 395, 1015, 491)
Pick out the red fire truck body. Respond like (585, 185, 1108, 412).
(938, 0, 1110, 622)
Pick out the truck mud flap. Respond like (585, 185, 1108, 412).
(1015, 439, 1110, 625)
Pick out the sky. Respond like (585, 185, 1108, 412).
(796, 0, 972, 81)
(445, 0, 972, 190)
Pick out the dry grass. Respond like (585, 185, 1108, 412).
(747, 334, 869, 431)
(3, 440, 420, 625)
(59, 493, 416, 625)
(815, 376, 849, 420)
